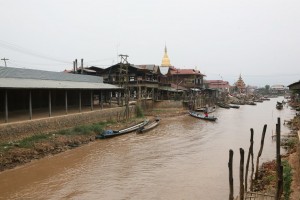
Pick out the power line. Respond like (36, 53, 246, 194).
(0, 40, 70, 64)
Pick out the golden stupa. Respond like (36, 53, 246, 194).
(161, 45, 171, 67)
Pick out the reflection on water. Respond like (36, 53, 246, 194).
(0, 97, 295, 200)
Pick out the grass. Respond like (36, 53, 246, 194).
(0, 121, 114, 151)
(56, 121, 110, 136)
(0, 142, 14, 152)
(282, 160, 292, 200)
(18, 134, 50, 148)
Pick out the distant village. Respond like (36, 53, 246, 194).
(0, 46, 296, 125)
(64, 46, 288, 100)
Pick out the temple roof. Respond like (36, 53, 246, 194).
(235, 74, 246, 88)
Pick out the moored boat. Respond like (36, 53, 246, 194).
(216, 102, 230, 109)
(137, 118, 160, 134)
(188, 110, 217, 121)
(96, 119, 149, 139)
(276, 102, 283, 110)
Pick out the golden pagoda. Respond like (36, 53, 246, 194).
(161, 45, 171, 67)
(235, 74, 246, 93)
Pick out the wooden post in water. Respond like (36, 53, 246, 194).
(255, 124, 267, 180)
(276, 118, 283, 200)
(245, 128, 254, 192)
(239, 148, 245, 200)
(250, 132, 255, 192)
(228, 149, 234, 200)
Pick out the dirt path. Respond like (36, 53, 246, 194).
(289, 144, 300, 199)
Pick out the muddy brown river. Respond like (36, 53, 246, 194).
(0, 97, 295, 200)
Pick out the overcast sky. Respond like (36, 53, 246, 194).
(0, 0, 299, 87)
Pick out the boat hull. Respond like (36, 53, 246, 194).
(137, 118, 160, 134)
(188, 111, 217, 121)
(96, 120, 149, 139)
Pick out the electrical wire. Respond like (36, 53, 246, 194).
(0, 40, 70, 64)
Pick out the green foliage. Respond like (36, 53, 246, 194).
(282, 160, 292, 200)
(136, 105, 144, 118)
(0, 142, 14, 152)
(0, 122, 111, 152)
(18, 134, 50, 148)
(57, 123, 106, 136)
(283, 138, 298, 150)
(265, 174, 276, 184)
(265, 85, 270, 91)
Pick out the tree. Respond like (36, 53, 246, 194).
(265, 85, 270, 91)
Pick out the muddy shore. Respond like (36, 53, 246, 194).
(253, 106, 300, 199)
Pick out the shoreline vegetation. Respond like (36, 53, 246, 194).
(0, 108, 186, 172)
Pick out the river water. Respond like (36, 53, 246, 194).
(0, 97, 296, 200)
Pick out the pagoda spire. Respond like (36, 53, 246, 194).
(161, 45, 171, 67)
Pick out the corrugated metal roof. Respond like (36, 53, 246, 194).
(0, 66, 102, 83)
(0, 67, 120, 89)
(0, 78, 120, 89)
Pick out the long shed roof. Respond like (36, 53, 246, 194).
(0, 67, 120, 89)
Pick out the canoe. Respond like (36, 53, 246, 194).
(96, 119, 149, 139)
(188, 111, 217, 121)
(137, 118, 160, 134)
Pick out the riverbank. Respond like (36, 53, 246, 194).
(0, 107, 187, 172)
(253, 105, 300, 199)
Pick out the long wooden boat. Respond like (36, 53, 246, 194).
(137, 118, 160, 134)
(276, 102, 283, 110)
(96, 119, 149, 139)
(188, 111, 217, 121)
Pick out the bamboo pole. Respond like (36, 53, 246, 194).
(250, 136, 255, 192)
(245, 128, 254, 192)
(255, 124, 267, 179)
(229, 149, 234, 200)
(276, 118, 283, 200)
(239, 148, 245, 200)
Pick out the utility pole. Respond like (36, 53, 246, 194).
(1, 58, 9, 67)
(119, 54, 130, 120)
